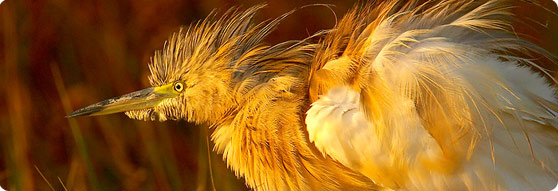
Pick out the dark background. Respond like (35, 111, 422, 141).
(0, 0, 556, 190)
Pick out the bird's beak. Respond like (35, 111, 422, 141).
(66, 83, 178, 118)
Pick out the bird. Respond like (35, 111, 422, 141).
(67, 0, 558, 190)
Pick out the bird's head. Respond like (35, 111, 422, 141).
(67, 5, 302, 123)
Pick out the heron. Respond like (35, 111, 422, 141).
(67, 0, 558, 190)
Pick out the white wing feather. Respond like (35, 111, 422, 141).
(306, 0, 558, 190)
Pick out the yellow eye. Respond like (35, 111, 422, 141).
(174, 82, 184, 92)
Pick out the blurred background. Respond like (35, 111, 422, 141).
(0, 0, 556, 190)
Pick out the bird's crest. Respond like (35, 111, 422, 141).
(147, 5, 300, 87)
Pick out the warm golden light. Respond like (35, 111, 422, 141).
(2, 0, 558, 190)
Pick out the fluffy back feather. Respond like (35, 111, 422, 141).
(308, 0, 558, 190)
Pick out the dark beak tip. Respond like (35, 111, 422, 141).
(65, 113, 76, 118)
(65, 111, 83, 118)
(65, 106, 98, 118)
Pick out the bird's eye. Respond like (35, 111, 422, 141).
(174, 82, 184, 92)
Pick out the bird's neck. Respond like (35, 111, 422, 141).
(209, 72, 375, 190)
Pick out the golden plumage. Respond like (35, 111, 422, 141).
(125, 5, 376, 191)
(68, 0, 558, 190)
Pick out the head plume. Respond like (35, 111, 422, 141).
(124, 5, 313, 122)
(148, 5, 297, 86)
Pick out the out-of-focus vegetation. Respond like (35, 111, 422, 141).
(0, 0, 356, 190)
(0, 0, 557, 190)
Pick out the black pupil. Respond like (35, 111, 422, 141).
(176, 84, 182, 90)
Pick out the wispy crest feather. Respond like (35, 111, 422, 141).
(148, 5, 302, 86)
